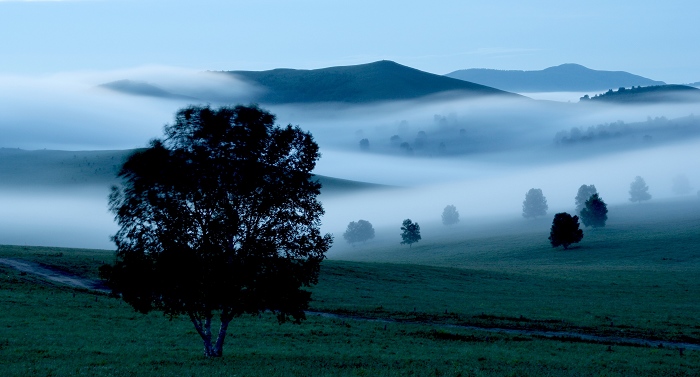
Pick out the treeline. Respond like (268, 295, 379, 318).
(554, 114, 700, 145)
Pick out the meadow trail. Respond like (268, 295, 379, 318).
(0, 257, 109, 293)
(3, 257, 698, 353)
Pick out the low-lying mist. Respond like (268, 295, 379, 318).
(0, 66, 699, 250)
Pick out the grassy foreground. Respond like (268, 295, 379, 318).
(0, 199, 698, 375)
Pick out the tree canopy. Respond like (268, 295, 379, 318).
(548, 212, 583, 250)
(441, 205, 459, 226)
(629, 176, 651, 203)
(522, 188, 548, 218)
(579, 193, 608, 228)
(102, 105, 332, 358)
(400, 219, 421, 247)
(343, 220, 375, 245)
(575, 184, 597, 213)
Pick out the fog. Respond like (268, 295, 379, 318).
(0, 67, 699, 250)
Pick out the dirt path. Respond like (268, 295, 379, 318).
(1, 257, 697, 352)
(308, 311, 700, 352)
(0, 257, 110, 293)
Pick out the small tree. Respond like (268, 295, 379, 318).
(548, 212, 583, 250)
(359, 138, 370, 151)
(343, 220, 375, 245)
(580, 193, 608, 228)
(441, 205, 459, 226)
(400, 219, 421, 247)
(102, 105, 332, 358)
(575, 184, 597, 213)
(522, 188, 548, 218)
(629, 176, 651, 203)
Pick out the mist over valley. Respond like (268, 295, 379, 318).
(0, 61, 698, 250)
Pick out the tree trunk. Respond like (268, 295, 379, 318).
(189, 312, 233, 358)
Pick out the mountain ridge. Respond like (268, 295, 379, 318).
(446, 64, 665, 92)
(225, 60, 520, 104)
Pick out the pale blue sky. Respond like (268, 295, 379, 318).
(1, 0, 699, 82)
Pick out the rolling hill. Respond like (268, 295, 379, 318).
(580, 84, 700, 103)
(98, 80, 195, 100)
(226, 60, 519, 104)
(446, 64, 665, 92)
(0, 148, 383, 196)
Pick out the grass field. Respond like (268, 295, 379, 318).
(0, 198, 698, 375)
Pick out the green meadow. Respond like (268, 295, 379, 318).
(0, 198, 698, 376)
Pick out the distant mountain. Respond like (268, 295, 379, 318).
(580, 85, 700, 103)
(98, 80, 195, 100)
(226, 60, 519, 104)
(445, 64, 666, 92)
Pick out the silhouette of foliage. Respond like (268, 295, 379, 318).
(359, 138, 370, 150)
(103, 105, 332, 358)
(400, 219, 421, 247)
(343, 220, 375, 245)
(548, 212, 583, 250)
(441, 205, 459, 226)
(580, 194, 608, 228)
(575, 184, 598, 213)
(629, 176, 651, 203)
(522, 188, 548, 218)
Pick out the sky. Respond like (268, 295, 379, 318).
(1, 0, 699, 83)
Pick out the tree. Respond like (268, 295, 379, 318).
(522, 188, 548, 218)
(400, 219, 421, 247)
(343, 220, 375, 245)
(575, 184, 597, 213)
(359, 138, 370, 151)
(629, 176, 651, 203)
(579, 193, 608, 228)
(441, 205, 459, 226)
(548, 212, 583, 250)
(102, 105, 332, 358)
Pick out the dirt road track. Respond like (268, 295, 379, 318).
(1, 257, 697, 352)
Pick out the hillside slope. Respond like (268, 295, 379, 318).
(227, 60, 519, 104)
(446, 64, 665, 92)
(580, 84, 700, 103)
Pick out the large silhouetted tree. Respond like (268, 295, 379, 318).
(579, 193, 608, 228)
(629, 176, 651, 203)
(575, 184, 597, 213)
(343, 220, 375, 245)
(400, 219, 421, 247)
(548, 212, 583, 250)
(441, 205, 459, 226)
(102, 105, 332, 358)
(522, 188, 548, 218)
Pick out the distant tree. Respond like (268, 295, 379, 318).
(441, 205, 459, 226)
(548, 212, 583, 250)
(575, 184, 598, 213)
(400, 219, 421, 247)
(343, 220, 375, 245)
(579, 194, 608, 228)
(672, 174, 692, 195)
(390, 135, 401, 144)
(629, 176, 651, 203)
(359, 138, 370, 151)
(101, 105, 332, 358)
(522, 188, 548, 218)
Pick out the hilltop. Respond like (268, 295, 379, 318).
(580, 84, 700, 103)
(446, 64, 665, 92)
(225, 60, 518, 104)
